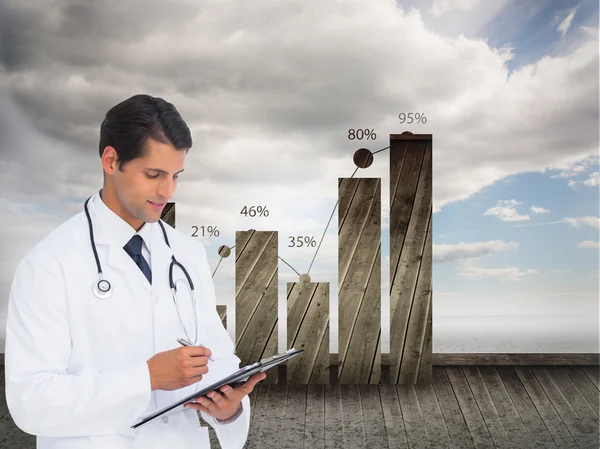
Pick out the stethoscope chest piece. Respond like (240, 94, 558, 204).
(93, 276, 112, 299)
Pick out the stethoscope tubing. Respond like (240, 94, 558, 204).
(84, 195, 199, 344)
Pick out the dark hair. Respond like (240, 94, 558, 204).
(99, 94, 193, 171)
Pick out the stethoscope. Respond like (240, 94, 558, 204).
(84, 196, 199, 346)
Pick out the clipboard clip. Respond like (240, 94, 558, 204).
(259, 348, 298, 364)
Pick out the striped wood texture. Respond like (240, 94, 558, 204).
(338, 177, 382, 384)
(3, 366, 598, 448)
(235, 230, 279, 383)
(287, 282, 330, 384)
(160, 202, 175, 227)
(389, 133, 433, 385)
(217, 305, 227, 328)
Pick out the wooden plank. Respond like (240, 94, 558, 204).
(0, 410, 18, 449)
(530, 366, 599, 448)
(399, 208, 432, 384)
(546, 366, 600, 449)
(343, 244, 381, 384)
(546, 367, 599, 419)
(337, 178, 381, 384)
(390, 138, 431, 384)
(2, 352, 598, 368)
(461, 366, 514, 449)
(379, 383, 409, 448)
(416, 299, 432, 384)
(582, 366, 600, 390)
(359, 385, 388, 448)
(565, 367, 600, 414)
(444, 367, 494, 449)
(432, 354, 600, 365)
(304, 385, 325, 449)
(396, 385, 429, 448)
(513, 366, 577, 448)
(287, 282, 330, 384)
(0, 425, 35, 448)
(246, 384, 272, 449)
(282, 385, 307, 448)
(495, 366, 559, 449)
(340, 385, 366, 448)
(259, 301, 279, 385)
(476, 367, 537, 449)
(0, 367, 19, 448)
(256, 384, 288, 449)
(310, 322, 331, 384)
(324, 384, 345, 449)
(216, 305, 227, 329)
(235, 230, 279, 383)
(414, 382, 454, 448)
(431, 367, 475, 449)
(391, 133, 433, 140)
(160, 202, 176, 227)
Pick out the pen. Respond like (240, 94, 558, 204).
(178, 338, 215, 362)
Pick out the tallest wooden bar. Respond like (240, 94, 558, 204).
(389, 133, 433, 384)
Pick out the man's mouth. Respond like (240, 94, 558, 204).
(148, 201, 165, 208)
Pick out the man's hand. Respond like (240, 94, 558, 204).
(183, 372, 266, 421)
(146, 346, 212, 391)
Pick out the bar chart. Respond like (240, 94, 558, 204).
(162, 132, 432, 385)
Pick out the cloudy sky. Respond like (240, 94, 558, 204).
(0, 0, 598, 353)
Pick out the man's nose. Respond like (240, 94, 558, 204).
(157, 177, 176, 200)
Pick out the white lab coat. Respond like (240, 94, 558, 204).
(4, 190, 251, 449)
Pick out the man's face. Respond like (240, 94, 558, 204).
(111, 137, 186, 227)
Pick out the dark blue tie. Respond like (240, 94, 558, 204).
(123, 235, 152, 285)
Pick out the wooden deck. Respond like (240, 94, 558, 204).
(1, 365, 598, 448)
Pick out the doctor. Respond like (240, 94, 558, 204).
(4, 94, 265, 449)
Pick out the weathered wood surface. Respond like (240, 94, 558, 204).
(389, 133, 433, 384)
(217, 305, 227, 329)
(2, 366, 598, 448)
(160, 202, 176, 227)
(235, 230, 279, 383)
(432, 353, 600, 365)
(338, 177, 381, 384)
(287, 282, 330, 384)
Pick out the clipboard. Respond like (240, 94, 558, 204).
(131, 348, 304, 428)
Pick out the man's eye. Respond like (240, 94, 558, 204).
(146, 173, 160, 179)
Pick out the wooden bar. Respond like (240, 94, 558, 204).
(235, 230, 279, 383)
(160, 202, 176, 227)
(338, 177, 381, 384)
(216, 305, 227, 329)
(389, 134, 433, 384)
(287, 282, 330, 384)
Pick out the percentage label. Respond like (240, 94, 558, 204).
(289, 236, 317, 248)
(399, 113, 427, 124)
(348, 128, 376, 140)
(192, 225, 220, 237)
(241, 205, 269, 217)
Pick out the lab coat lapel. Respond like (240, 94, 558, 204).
(105, 244, 152, 292)
(93, 223, 172, 294)
(150, 221, 174, 292)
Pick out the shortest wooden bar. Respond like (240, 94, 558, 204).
(286, 282, 330, 384)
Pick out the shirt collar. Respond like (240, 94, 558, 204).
(92, 189, 152, 252)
